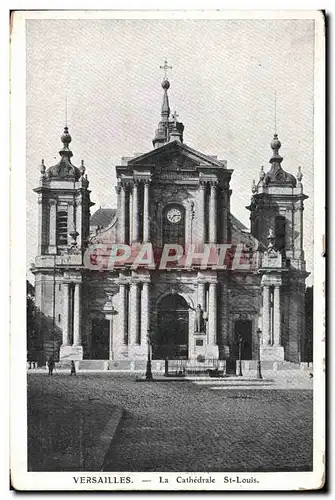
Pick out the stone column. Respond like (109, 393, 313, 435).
(108, 316, 114, 359)
(129, 282, 140, 345)
(67, 201, 75, 246)
(294, 202, 304, 261)
(198, 181, 206, 244)
(37, 198, 44, 254)
(39, 198, 49, 254)
(119, 283, 128, 344)
(141, 282, 150, 347)
(143, 181, 150, 242)
(73, 283, 82, 346)
(76, 199, 83, 248)
(49, 199, 57, 253)
(119, 184, 127, 243)
(132, 180, 139, 242)
(273, 285, 281, 346)
(208, 283, 217, 345)
(221, 189, 229, 243)
(62, 282, 70, 345)
(197, 282, 206, 310)
(125, 184, 133, 243)
(209, 182, 217, 243)
(262, 285, 271, 345)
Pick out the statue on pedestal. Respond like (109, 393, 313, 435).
(192, 304, 206, 333)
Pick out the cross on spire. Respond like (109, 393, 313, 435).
(160, 59, 172, 79)
(274, 90, 277, 134)
(65, 89, 68, 127)
(172, 110, 179, 125)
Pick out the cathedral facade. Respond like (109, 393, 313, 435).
(31, 74, 309, 367)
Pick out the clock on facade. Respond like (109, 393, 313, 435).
(166, 207, 182, 224)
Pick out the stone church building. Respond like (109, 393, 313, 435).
(31, 73, 309, 367)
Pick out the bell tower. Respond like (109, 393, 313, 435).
(248, 133, 308, 271)
(247, 133, 309, 362)
(32, 126, 93, 363)
(34, 126, 92, 256)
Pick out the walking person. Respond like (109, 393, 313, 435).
(70, 360, 76, 376)
(47, 356, 55, 376)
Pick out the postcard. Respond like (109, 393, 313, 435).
(10, 9, 325, 491)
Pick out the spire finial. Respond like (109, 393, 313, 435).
(297, 166, 303, 183)
(160, 59, 172, 80)
(79, 159, 86, 177)
(65, 57, 69, 128)
(59, 126, 73, 158)
(274, 90, 277, 135)
(169, 110, 182, 143)
(40, 158, 46, 175)
(159, 60, 171, 122)
(172, 110, 179, 126)
(259, 165, 265, 181)
(270, 132, 282, 164)
(65, 89, 68, 127)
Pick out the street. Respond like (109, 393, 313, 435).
(28, 373, 313, 472)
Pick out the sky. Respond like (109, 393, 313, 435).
(25, 16, 315, 282)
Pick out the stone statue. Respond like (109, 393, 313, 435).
(194, 304, 206, 332)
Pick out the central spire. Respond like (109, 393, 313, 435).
(160, 59, 172, 122)
(161, 78, 171, 122)
(153, 60, 184, 148)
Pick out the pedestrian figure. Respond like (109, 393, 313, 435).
(47, 356, 55, 376)
(70, 360, 76, 376)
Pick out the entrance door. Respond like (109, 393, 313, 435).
(234, 320, 253, 360)
(91, 319, 109, 359)
(154, 294, 189, 360)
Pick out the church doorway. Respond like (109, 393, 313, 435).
(153, 294, 189, 360)
(91, 319, 109, 359)
(234, 320, 253, 360)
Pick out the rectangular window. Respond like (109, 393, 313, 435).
(275, 215, 286, 251)
(196, 339, 204, 346)
(56, 210, 68, 246)
(58, 314, 61, 323)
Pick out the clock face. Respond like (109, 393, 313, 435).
(166, 207, 182, 224)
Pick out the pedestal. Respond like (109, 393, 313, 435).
(128, 344, 147, 359)
(260, 345, 284, 361)
(60, 345, 83, 361)
(191, 332, 219, 360)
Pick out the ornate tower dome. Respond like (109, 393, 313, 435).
(46, 126, 81, 181)
(262, 133, 297, 187)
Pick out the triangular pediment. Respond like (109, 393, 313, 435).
(128, 141, 227, 169)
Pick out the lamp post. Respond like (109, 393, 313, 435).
(238, 335, 243, 377)
(103, 293, 118, 361)
(257, 328, 263, 379)
(145, 331, 153, 381)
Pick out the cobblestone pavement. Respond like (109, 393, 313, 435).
(28, 373, 313, 473)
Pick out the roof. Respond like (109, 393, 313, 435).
(230, 213, 259, 248)
(127, 140, 227, 169)
(90, 208, 116, 229)
(230, 214, 249, 233)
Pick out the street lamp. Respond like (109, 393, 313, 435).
(103, 294, 118, 361)
(257, 328, 263, 379)
(238, 335, 243, 377)
(145, 331, 153, 381)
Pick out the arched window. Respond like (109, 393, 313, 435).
(162, 204, 185, 246)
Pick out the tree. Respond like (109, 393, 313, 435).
(304, 286, 313, 363)
(27, 280, 37, 362)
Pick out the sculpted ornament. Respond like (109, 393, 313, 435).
(153, 184, 189, 203)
